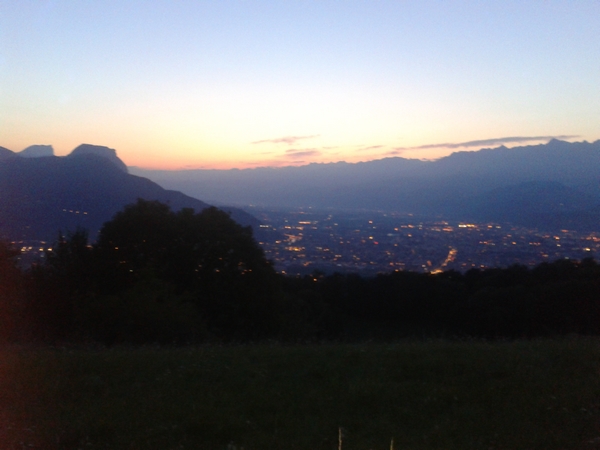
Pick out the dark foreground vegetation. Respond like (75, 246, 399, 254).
(3, 201, 600, 448)
(1, 340, 600, 449)
(2, 199, 600, 344)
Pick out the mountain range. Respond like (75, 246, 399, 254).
(0, 144, 261, 242)
(130, 139, 600, 231)
(2, 139, 600, 242)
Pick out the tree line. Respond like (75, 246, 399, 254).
(2, 199, 600, 345)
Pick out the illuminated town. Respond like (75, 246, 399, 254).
(14, 206, 600, 275)
(250, 207, 600, 276)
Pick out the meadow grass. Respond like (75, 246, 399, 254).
(1, 338, 600, 449)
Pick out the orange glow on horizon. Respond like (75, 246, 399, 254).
(4, 136, 588, 171)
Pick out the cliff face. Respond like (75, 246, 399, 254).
(68, 144, 129, 173)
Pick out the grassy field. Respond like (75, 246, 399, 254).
(1, 339, 600, 449)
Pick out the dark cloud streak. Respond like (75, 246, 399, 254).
(357, 145, 384, 151)
(384, 149, 404, 156)
(251, 135, 320, 145)
(395, 135, 579, 151)
(284, 148, 321, 158)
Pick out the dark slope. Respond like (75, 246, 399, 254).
(0, 153, 261, 242)
(0, 147, 15, 160)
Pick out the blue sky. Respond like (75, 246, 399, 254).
(1, 1, 598, 169)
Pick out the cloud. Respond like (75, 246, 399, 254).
(244, 146, 325, 168)
(251, 135, 320, 145)
(284, 148, 322, 158)
(395, 135, 580, 151)
(357, 145, 384, 152)
(246, 157, 313, 168)
(385, 149, 405, 156)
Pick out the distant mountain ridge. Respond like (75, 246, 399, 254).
(19, 145, 54, 158)
(130, 139, 600, 231)
(0, 145, 262, 242)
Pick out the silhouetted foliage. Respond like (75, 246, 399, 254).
(21, 200, 285, 343)
(7, 201, 600, 344)
(282, 259, 600, 341)
(92, 199, 281, 341)
(23, 228, 94, 342)
(95, 200, 273, 290)
(0, 240, 24, 341)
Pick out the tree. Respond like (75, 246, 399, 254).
(94, 199, 274, 291)
(0, 240, 23, 341)
(44, 227, 94, 291)
(0, 240, 20, 283)
(23, 228, 94, 342)
(94, 199, 281, 340)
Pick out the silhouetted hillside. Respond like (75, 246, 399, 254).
(0, 149, 261, 242)
(0, 146, 14, 160)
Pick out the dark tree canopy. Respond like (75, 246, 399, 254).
(95, 199, 275, 292)
(0, 241, 23, 341)
(0, 240, 20, 279)
(9, 198, 600, 344)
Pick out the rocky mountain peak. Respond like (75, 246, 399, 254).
(68, 144, 128, 173)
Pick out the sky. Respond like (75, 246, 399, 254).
(1, 1, 599, 170)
